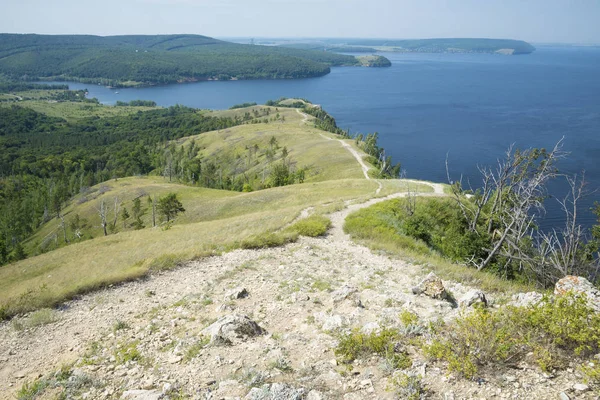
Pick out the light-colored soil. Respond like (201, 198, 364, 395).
(0, 182, 590, 399)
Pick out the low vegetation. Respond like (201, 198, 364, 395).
(424, 292, 600, 379)
(344, 197, 530, 293)
(335, 328, 412, 371)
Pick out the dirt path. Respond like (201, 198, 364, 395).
(0, 184, 435, 397)
(0, 182, 581, 399)
(296, 108, 310, 124)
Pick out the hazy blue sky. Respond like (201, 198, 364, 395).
(1, 0, 599, 43)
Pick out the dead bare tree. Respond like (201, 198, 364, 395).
(536, 173, 600, 285)
(447, 139, 567, 274)
(97, 200, 108, 236)
(58, 214, 69, 244)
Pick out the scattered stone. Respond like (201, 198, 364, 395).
(306, 390, 324, 400)
(290, 292, 310, 302)
(216, 303, 235, 313)
(14, 371, 26, 379)
(332, 285, 362, 307)
(322, 315, 348, 331)
(412, 272, 448, 300)
(360, 322, 380, 335)
(120, 390, 163, 400)
(572, 383, 589, 392)
(167, 355, 182, 364)
(510, 292, 544, 308)
(359, 379, 372, 388)
(559, 392, 571, 400)
(201, 314, 265, 345)
(459, 289, 488, 308)
(245, 383, 306, 400)
(225, 287, 249, 300)
(555, 276, 600, 312)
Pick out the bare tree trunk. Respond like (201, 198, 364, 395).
(112, 197, 120, 230)
(151, 196, 156, 227)
(59, 214, 69, 244)
(97, 200, 108, 236)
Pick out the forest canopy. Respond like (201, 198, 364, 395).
(0, 34, 365, 86)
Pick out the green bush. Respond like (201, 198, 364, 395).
(389, 372, 426, 400)
(288, 215, 332, 237)
(335, 328, 411, 370)
(240, 231, 298, 249)
(424, 292, 600, 378)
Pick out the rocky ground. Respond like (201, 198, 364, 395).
(0, 189, 596, 400)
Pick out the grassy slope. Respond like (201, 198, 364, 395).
(1, 101, 400, 317)
(194, 106, 365, 182)
(2, 177, 382, 317)
(0, 98, 158, 120)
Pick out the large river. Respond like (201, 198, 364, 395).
(61, 46, 600, 229)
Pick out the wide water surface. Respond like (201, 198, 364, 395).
(62, 46, 600, 229)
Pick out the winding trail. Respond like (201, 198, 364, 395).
(0, 108, 449, 398)
(0, 177, 443, 399)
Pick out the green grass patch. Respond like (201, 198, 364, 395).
(184, 336, 210, 362)
(11, 308, 60, 331)
(343, 198, 533, 294)
(286, 215, 332, 237)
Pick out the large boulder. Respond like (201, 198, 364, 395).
(412, 272, 448, 300)
(201, 314, 265, 345)
(555, 276, 600, 312)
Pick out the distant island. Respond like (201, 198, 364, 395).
(0, 34, 392, 87)
(275, 38, 536, 55)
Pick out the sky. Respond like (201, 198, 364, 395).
(1, 0, 599, 44)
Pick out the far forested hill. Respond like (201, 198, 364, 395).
(0, 34, 364, 86)
(275, 37, 535, 55)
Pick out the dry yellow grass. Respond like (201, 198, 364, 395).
(2, 178, 383, 318)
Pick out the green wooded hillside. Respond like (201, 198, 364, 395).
(0, 34, 362, 86)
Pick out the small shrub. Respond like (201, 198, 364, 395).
(12, 308, 60, 331)
(423, 292, 600, 378)
(114, 340, 142, 364)
(288, 215, 332, 237)
(238, 368, 268, 388)
(240, 231, 298, 249)
(16, 379, 50, 400)
(269, 357, 293, 373)
(399, 310, 419, 327)
(336, 328, 411, 370)
(311, 279, 332, 292)
(113, 320, 130, 332)
(184, 336, 210, 362)
(389, 372, 426, 400)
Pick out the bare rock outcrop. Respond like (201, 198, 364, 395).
(459, 289, 488, 308)
(245, 383, 311, 400)
(412, 272, 448, 300)
(555, 275, 600, 312)
(201, 314, 264, 345)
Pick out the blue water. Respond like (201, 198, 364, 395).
(59, 46, 600, 229)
